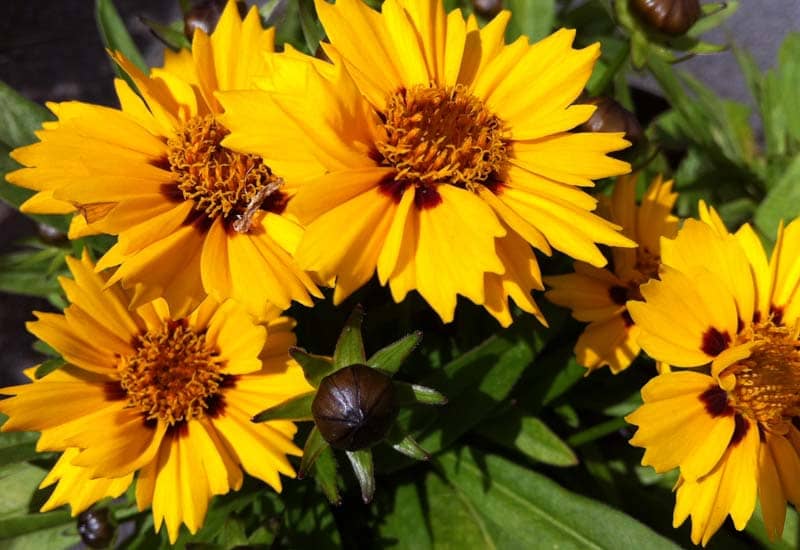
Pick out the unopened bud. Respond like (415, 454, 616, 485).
(472, 0, 503, 19)
(630, 0, 702, 36)
(579, 96, 645, 148)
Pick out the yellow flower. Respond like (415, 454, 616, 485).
(219, 0, 634, 325)
(7, 0, 320, 319)
(545, 174, 678, 373)
(0, 252, 312, 543)
(626, 204, 800, 545)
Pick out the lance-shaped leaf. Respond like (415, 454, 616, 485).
(299, 427, 329, 479)
(95, 0, 147, 79)
(394, 381, 447, 406)
(251, 392, 315, 423)
(345, 449, 375, 504)
(333, 305, 366, 369)
(312, 445, 342, 505)
(290, 347, 334, 388)
(367, 331, 422, 376)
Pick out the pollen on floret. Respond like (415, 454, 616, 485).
(117, 318, 227, 425)
(165, 115, 287, 231)
(374, 84, 508, 209)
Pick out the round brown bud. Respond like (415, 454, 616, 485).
(36, 222, 67, 245)
(579, 97, 645, 147)
(184, 0, 246, 39)
(77, 508, 115, 549)
(312, 364, 398, 451)
(472, 0, 503, 19)
(630, 0, 702, 36)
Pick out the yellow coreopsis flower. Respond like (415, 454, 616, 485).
(0, 252, 313, 543)
(545, 174, 678, 373)
(626, 204, 800, 545)
(219, 0, 635, 325)
(7, 0, 320, 318)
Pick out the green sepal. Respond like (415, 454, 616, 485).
(140, 17, 191, 51)
(312, 445, 342, 505)
(388, 432, 430, 462)
(631, 32, 649, 69)
(290, 347, 334, 388)
(333, 305, 366, 369)
(298, 427, 329, 479)
(34, 358, 65, 379)
(687, 1, 740, 38)
(251, 392, 315, 423)
(345, 449, 375, 504)
(394, 381, 448, 406)
(366, 331, 422, 376)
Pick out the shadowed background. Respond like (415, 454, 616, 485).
(0, 0, 796, 385)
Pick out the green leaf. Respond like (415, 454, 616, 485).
(0, 462, 47, 519)
(0, 82, 71, 231)
(745, 502, 799, 549)
(283, 481, 341, 549)
(379, 322, 544, 471)
(437, 449, 682, 549)
(290, 348, 334, 388)
(380, 472, 494, 549)
(378, 482, 434, 549)
(0, 81, 53, 150)
(393, 381, 447, 406)
(95, 0, 147, 79)
(0, 461, 74, 547)
(345, 449, 375, 504)
(755, 155, 800, 239)
(776, 34, 800, 148)
(172, 484, 270, 547)
(476, 409, 578, 467)
(216, 517, 248, 548)
(251, 392, 315, 423)
(567, 417, 629, 448)
(505, 0, 555, 42)
(366, 331, 422, 376)
(332, 306, 366, 369)
(1, 519, 79, 550)
(298, 0, 326, 55)
(299, 427, 330, 479)
(0, 431, 40, 468)
(260, 0, 290, 25)
(140, 17, 191, 51)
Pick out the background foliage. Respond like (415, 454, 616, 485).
(0, 0, 799, 548)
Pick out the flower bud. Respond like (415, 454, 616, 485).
(630, 0, 701, 36)
(36, 222, 67, 245)
(472, 0, 504, 19)
(77, 508, 115, 549)
(184, 0, 246, 39)
(579, 97, 645, 148)
(312, 364, 398, 451)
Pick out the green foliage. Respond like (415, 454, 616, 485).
(95, 0, 147, 88)
(506, 0, 555, 43)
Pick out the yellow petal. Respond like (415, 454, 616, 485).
(575, 315, 640, 374)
